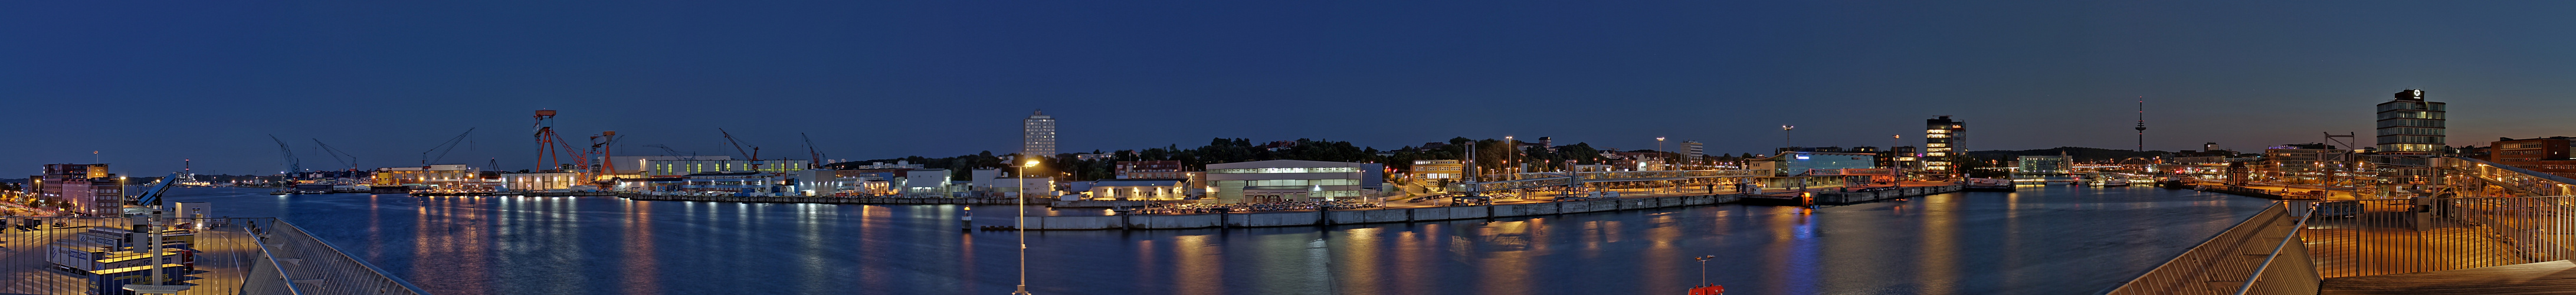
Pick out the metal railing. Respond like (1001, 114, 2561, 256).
(254, 219, 433, 295)
(2107, 202, 2319, 295)
(0, 217, 427, 295)
(2305, 196, 2576, 277)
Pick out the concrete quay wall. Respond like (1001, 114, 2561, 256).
(620, 194, 1037, 205)
(1811, 185, 1962, 205)
(1021, 194, 1741, 230)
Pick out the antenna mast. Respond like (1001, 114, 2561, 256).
(2135, 97, 2146, 152)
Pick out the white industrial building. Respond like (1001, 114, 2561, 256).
(1204, 160, 1384, 203)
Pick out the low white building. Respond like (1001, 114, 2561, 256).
(1084, 179, 1187, 201)
(498, 172, 584, 192)
(643, 158, 809, 176)
(1204, 160, 1384, 203)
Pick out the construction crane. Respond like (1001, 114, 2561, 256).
(422, 127, 475, 165)
(310, 139, 359, 171)
(268, 135, 300, 176)
(802, 133, 822, 169)
(719, 129, 761, 171)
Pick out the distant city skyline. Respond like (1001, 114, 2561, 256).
(8, 1, 2576, 175)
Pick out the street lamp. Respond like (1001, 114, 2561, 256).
(1781, 125, 1795, 149)
(1693, 255, 1717, 287)
(1015, 158, 1040, 295)
(1505, 136, 1516, 175)
(1656, 137, 1666, 170)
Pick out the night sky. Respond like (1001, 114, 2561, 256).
(6, 1, 2572, 175)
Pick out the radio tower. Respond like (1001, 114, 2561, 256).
(2134, 97, 2146, 152)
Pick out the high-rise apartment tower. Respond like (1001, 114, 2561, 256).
(1023, 110, 1058, 158)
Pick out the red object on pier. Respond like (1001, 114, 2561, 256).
(1686, 285, 1725, 295)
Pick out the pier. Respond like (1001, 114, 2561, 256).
(2109, 157, 2576, 294)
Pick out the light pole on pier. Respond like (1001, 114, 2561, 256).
(1693, 255, 1716, 287)
(1781, 126, 1795, 150)
(1015, 158, 1038, 295)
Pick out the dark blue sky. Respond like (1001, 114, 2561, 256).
(6, 1, 2573, 175)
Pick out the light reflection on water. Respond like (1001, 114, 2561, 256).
(163, 185, 2266, 294)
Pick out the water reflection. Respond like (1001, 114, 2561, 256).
(164, 185, 2266, 295)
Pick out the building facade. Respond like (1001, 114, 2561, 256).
(2264, 147, 2357, 186)
(1407, 160, 1464, 181)
(31, 164, 122, 216)
(2486, 137, 2576, 179)
(1115, 160, 1185, 179)
(641, 159, 810, 177)
(1085, 179, 1187, 201)
(370, 164, 482, 191)
(1024, 110, 1057, 157)
(2376, 89, 2447, 155)
(1682, 140, 1705, 162)
(1204, 160, 1384, 203)
(1751, 152, 1879, 176)
(2015, 156, 2072, 175)
(1925, 116, 1968, 176)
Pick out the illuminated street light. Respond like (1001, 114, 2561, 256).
(1015, 157, 1038, 295)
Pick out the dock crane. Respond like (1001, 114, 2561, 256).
(802, 133, 822, 169)
(311, 139, 359, 171)
(589, 131, 621, 181)
(719, 129, 762, 171)
(267, 135, 300, 176)
(645, 144, 693, 158)
(422, 127, 475, 165)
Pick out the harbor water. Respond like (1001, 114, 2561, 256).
(162, 185, 2270, 294)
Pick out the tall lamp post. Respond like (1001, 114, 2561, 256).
(1781, 126, 1795, 149)
(1693, 255, 1717, 287)
(1655, 137, 1667, 171)
(1015, 158, 1038, 295)
(1505, 136, 1516, 175)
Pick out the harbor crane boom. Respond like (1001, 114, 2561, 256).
(422, 127, 476, 165)
(802, 133, 821, 169)
(268, 135, 300, 175)
(311, 139, 359, 171)
(719, 128, 762, 171)
(644, 144, 697, 159)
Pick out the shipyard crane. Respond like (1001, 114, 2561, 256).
(268, 135, 300, 176)
(719, 129, 762, 171)
(311, 139, 359, 171)
(422, 127, 476, 165)
(588, 131, 621, 176)
(644, 144, 692, 158)
(802, 133, 822, 169)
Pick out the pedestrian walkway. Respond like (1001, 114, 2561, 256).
(2321, 260, 2576, 294)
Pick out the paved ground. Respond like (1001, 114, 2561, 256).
(2321, 260, 2576, 294)
(0, 218, 255, 295)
